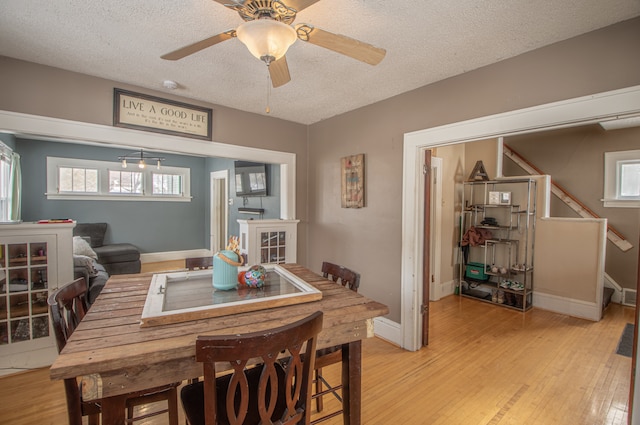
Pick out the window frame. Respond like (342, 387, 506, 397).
(152, 172, 183, 196)
(46, 156, 191, 202)
(0, 144, 12, 221)
(603, 149, 640, 208)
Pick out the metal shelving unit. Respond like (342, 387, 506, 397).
(458, 178, 537, 311)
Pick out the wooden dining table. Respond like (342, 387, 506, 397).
(49, 263, 389, 425)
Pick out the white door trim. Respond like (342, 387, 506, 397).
(210, 170, 228, 254)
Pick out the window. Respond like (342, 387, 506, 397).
(153, 173, 182, 195)
(47, 156, 191, 202)
(603, 150, 640, 208)
(109, 170, 142, 194)
(59, 166, 98, 193)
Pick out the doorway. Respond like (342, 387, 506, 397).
(401, 85, 640, 351)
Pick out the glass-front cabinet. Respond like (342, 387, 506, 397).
(0, 222, 74, 375)
(238, 219, 299, 266)
(1, 240, 51, 346)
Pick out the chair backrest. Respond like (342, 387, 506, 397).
(185, 256, 213, 270)
(321, 262, 360, 292)
(195, 311, 323, 425)
(48, 277, 91, 425)
(48, 277, 90, 352)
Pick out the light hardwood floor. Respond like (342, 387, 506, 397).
(0, 295, 633, 425)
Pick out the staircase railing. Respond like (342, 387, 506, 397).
(503, 143, 632, 252)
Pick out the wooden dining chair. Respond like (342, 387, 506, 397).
(48, 277, 180, 425)
(321, 262, 360, 292)
(312, 262, 361, 424)
(180, 311, 324, 425)
(186, 256, 214, 270)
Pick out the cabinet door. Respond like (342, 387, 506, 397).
(0, 235, 57, 355)
(259, 229, 287, 265)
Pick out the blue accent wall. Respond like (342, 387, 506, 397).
(0, 133, 16, 149)
(15, 139, 281, 253)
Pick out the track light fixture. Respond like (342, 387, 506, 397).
(118, 149, 165, 170)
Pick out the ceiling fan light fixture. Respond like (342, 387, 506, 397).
(236, 19, 297, 64)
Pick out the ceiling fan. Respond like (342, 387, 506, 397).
(161, 0, 386, 88)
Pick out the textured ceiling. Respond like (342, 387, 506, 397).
(1, 0, 639, 125)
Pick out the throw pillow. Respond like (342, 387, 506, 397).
(73, 255, 99, 277)
(73, 236, 98, 260)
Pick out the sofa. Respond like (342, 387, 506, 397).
(72, 252, 109, 304)
(73, 223, 142, 275)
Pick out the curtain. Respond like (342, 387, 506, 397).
(8, 152, 21, 221)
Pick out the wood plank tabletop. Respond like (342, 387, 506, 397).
(49, 264, 389, 399)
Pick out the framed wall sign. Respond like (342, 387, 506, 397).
(113, 88, 212, 140)
(341, 153, 365, 208)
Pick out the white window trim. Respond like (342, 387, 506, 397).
(0, 142, 13, 221)
(46, 156, 192, 202)
(603, 149, 640, 208)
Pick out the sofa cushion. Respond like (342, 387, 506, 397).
(103, 260, 141, 276)
(94, 243, 140, 263)
(73, 223, 107, 247)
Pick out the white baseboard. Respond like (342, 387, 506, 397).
(430, 279, 456, 301)
(373, 317, 402, 346)
(140, 249, 212, 264)
(533, 291, 601, 321)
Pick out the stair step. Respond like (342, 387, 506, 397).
(603, 287, 615, 310)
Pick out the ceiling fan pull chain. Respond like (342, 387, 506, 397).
(266, 70, 271, 114)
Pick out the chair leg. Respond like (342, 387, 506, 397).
(88, 414, 100, 425)
(124, 385, 180, 425)
(168, 386, 179, 425)
(315, 368, 324, 412)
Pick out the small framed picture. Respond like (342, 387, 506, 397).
(499, 192, 512, 205)
(341, 153, 365, 208)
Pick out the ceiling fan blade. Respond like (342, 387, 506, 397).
(211, 0, 249, 7)
(295, 24, 385, 65)
(269, 56, 291, 88)
(161, 30, 235, 60)
(284, 0, 322, 12)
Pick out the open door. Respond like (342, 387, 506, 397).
(422, 150, 432, 346)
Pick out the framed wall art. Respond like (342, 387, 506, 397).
(113, 88, 212, 140)
(341, 153, 365, 208)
